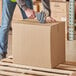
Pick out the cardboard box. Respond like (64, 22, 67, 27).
(51, 2, 69, 39)
(66, 40, 76, 62)
(7, 32, 12, 57)
(12, 19, 65, 68)
(51, 2, 69, 22)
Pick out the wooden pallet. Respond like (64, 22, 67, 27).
(0, 57, 76, 76)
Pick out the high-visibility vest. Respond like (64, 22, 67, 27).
(11, 0, 16, 2)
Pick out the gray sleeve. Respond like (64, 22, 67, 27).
(41, 0, 51, 16)
(16, 0, 28, 10)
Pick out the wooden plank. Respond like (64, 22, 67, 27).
(0, 60, 76, 76)
(0, 65, 69, 76)
(0, 62, 73, 74)
(56, 64, 76, 71)
(0, 70, 26, 76)
(0, 70, 36, 76)
(0, 62, 73, 76)
(65, 62, 76, 66)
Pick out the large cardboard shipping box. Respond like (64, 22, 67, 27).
(7, 32, 12, 57)
(66, 40, 76, 62)
(12, 19, 65, 69)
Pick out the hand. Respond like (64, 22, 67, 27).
(45, 16, 56, 23)
(33, 0, 37, 4)
(25, 8, 36, 19)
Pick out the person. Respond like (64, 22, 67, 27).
(0, 0, 35, 60)
(0, 0, 55, 59)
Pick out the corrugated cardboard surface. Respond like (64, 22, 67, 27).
(12, 20, 65, 68)
(66, 40, 76, 62)
(7, 31, 12, 56)
(51, 2, 69, 22)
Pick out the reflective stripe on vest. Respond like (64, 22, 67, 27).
(11, 0, 16, 2)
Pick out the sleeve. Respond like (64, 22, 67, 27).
(41, 0, 51, 16)
(16, 0, 28, 10)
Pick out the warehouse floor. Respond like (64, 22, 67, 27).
(7, 30, 76, 62)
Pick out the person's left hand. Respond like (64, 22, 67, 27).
(33, 0, 37, 4)
(45, 16, 56, 23)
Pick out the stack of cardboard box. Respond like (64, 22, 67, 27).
(51, 2, 69, 39)
(51, 2, 68, 22)
(33, 1, 69, 36)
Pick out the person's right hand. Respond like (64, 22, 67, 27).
(25, 8, 36, 19)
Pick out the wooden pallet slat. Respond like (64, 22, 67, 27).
(0, 62, 74, 74)
(0, 62, 74, 76)
(0, 58, 76, 76)
(65, 62, 76, 66)
(0, 70, 26, 76)
(56, 64, 76, 71)
(0, 62, 69, 76)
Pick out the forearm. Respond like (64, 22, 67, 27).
(41, 0, 51, 16)
(16, 0, 28, 11)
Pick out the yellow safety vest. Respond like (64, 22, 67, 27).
(11, 0, 16, 2)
